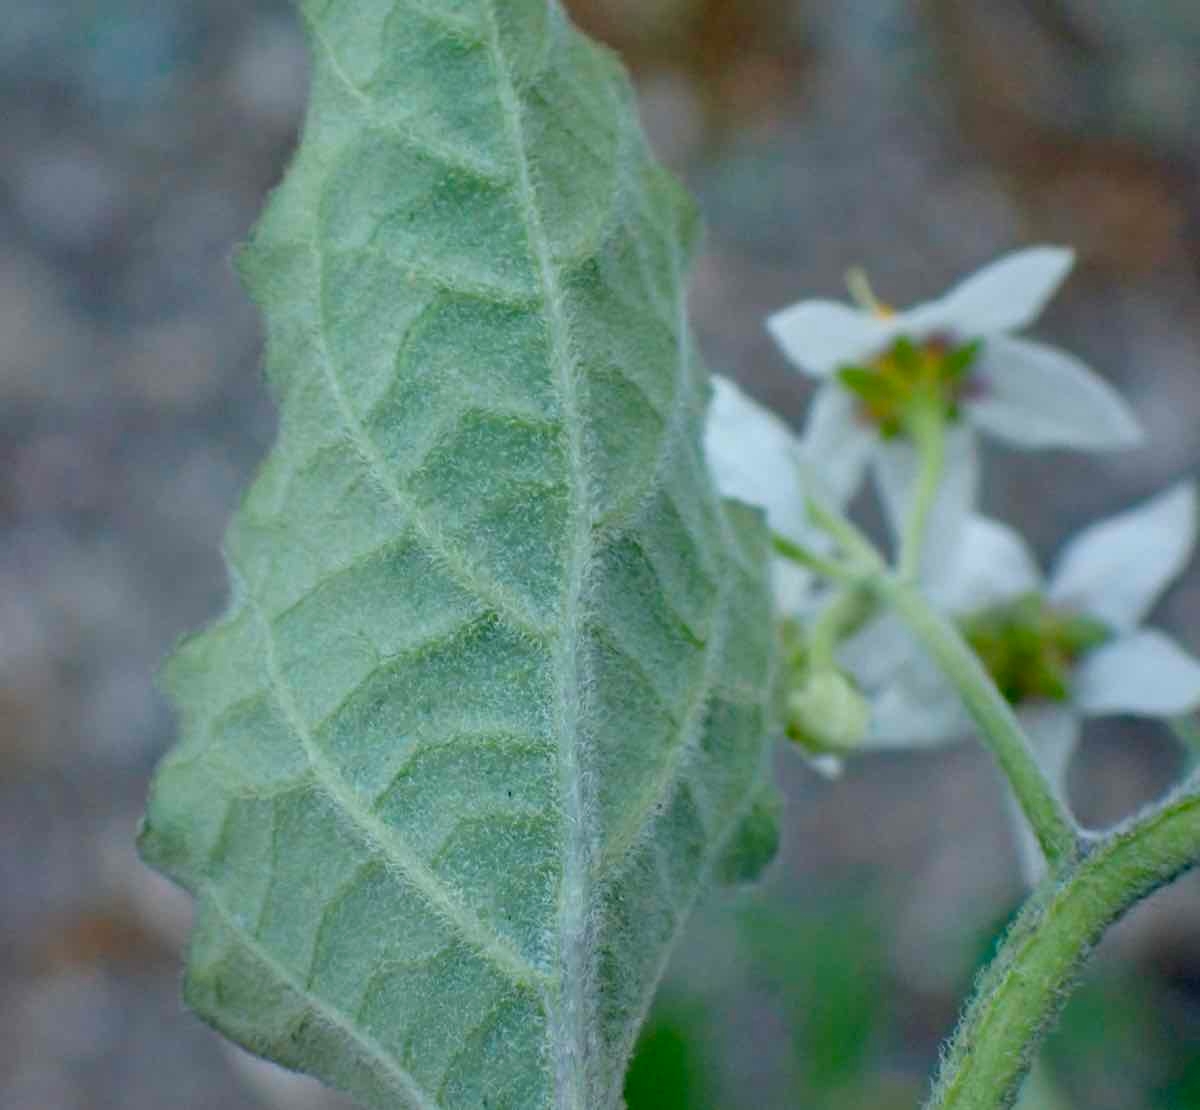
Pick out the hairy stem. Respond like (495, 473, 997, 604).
(927, 781, 1200, 1110)
(873, 576, 1080, 870)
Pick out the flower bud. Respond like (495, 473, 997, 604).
(786, 669, 871, 756)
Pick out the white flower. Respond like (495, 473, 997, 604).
(770, 248, 1143, 576)
(704, 375, 852, 781)
(854, 482, 1200, 880)
(703, 374, 834, 614)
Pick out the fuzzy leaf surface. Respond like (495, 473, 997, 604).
(140, 2, 776, 1107)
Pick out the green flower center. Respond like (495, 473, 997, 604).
(837, 335, 981, 437)
(960, 593, 1112, 706)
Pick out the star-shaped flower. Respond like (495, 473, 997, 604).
(769, 248, 1144, 574)
(853, 482, 1200, 879)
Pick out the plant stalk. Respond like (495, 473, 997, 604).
(771, 533, 858, 586)
(926, 782, 1200, 1110)
(873, 575, 1080, 870)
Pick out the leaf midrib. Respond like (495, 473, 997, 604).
(477, 5, 594, 1107)
(242, 8, 738, 1107)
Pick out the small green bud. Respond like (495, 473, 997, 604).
(786, 669, 871, 756)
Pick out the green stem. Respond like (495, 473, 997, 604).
(808, 588, 874, 668)
(806, 496, 884, 571)
(926, 781, 1200, 1110)
(898, 399, 947, 582)
(873, 576, 1079, 870)
(771, 533, 857, 586)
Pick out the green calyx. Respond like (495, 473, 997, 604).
(838, 335, 981, 438)
(961, 592, 1112, 706)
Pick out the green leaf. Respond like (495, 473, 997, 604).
(138, 2, 777, 1108)
(624, 999, 717, 1110)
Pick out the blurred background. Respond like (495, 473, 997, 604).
(3, 0, 1200, 1106)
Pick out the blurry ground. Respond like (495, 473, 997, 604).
(2, 1, 1200, 1107)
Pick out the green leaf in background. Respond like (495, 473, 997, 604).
(624, 1000, 717, 1110)
(740, 894, 888, 1099)
(138, 1, 777, 1107)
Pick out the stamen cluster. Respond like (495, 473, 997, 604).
(838, 336, 980, 437)
(961, 593, 1110, 705)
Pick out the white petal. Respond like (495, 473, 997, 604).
(772, 558, 821, 617)
(934, 516, 1042, 614)
(967, 336, 1143, 450)
(861, 646, 968, 750)
(1022, 704, 1081, 792)
(799, 383, 875, 505)
(874, 425, 980, 585)
(838, 613, 914, 690)
(1074, 629, 1200, 718)
(906, 247, 1075, 339)
(767, 299, 896, 377)
(1006, 704, 1080, 885)
(1048, 481, 1199, 629)
(704, 375, 808, 542)
(864, 676, 971, 749)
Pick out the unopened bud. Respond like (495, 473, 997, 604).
(786, 669, 870, 756)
